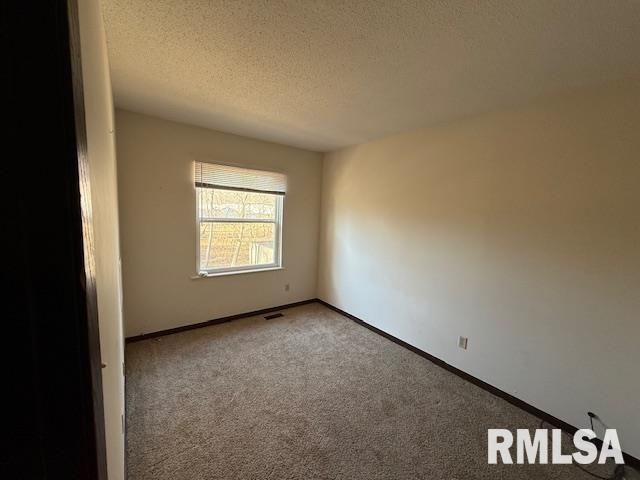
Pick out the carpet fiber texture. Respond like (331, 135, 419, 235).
(126, 303, 611, 479)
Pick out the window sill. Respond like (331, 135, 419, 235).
(190, 266, 283, 279)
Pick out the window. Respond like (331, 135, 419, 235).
(195, 162, 285, 275)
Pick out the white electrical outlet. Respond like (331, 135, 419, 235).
(458, 336, 468, 350)
(284, 283, 290, 292)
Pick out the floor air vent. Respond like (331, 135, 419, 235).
(264, 313, 284, 320)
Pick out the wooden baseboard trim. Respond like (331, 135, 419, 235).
(317, 299, 640, 469)
(125, 299, 316, 343)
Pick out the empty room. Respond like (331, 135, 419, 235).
(5, 1, 640, 479)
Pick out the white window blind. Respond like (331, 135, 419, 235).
(195, 161, 287, 195)
(194, 161, 285, 275)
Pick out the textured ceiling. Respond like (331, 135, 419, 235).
(102, 0, 640, 151)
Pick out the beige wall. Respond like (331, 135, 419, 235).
(318, 82, 640, 458)
(78, 0, 125, 478)
(116, 110, 322, 337)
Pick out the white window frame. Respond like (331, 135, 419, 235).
(196, 187, 283, 276)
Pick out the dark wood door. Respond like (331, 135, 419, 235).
(1, 1, 107, 478)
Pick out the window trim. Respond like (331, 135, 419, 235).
(195, 188, 284, 276)
(193, 266, 284, 279)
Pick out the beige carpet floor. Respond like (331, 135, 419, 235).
(126, 303, 612, 479)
